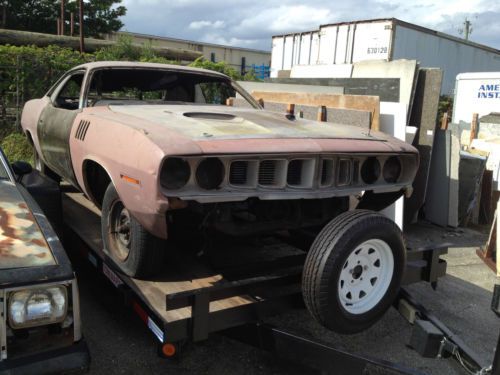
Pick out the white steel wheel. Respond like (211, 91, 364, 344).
(338, 239, 394, 315)
(302, 210, 406, 334)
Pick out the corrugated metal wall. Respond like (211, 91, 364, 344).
(392, 24, 500, 94)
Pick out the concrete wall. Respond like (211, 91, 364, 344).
(105, 31, 271, 72)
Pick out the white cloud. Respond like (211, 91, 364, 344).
(189, 20, 225, 30)
(120, 0, 500, 50)
(238, 5, 333, 34)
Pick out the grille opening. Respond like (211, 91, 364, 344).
(259, 160, 277, 185)
(321, 159, 334, 186)
(230, 161, 248, 185)
(352, 160, 360, 184)
(337, 159, 352, 186)
(287, 160, 303, 185)
(361, 157, 381, 184)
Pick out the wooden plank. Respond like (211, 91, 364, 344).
(251, 91, 380, 131)
(62, 192, 255, 323)
(470, 113, 479, 147)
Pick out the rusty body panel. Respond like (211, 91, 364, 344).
(21, 62, 419, 240)
(0, 180, 55, 269)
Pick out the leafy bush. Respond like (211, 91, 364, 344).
(1, 132, 33, 164)
(0, 40, 259, 160)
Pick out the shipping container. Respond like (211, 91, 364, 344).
(271, 18, 500, 94)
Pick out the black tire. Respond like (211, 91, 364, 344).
(101, 183, 166, 278)
(33, 148, 61, 183)
(302, 210, 406, 334)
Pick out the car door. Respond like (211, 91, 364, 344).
(38, 70, 86, 186)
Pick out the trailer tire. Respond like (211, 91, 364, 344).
(101, 183, 165, 278)
(302, 210, 405, 334)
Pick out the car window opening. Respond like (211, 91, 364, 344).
(85, 69, 255, 108)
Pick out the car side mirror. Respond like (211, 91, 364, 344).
(11, 161, 33, 178)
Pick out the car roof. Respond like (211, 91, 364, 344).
(73, 61, 229, 78)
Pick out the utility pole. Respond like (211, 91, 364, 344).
(60, 0, 65, 35)
(79, 0, 84, 53)
(463, 18, 472, 40)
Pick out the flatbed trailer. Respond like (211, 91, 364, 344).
(62, 190, 497, 374)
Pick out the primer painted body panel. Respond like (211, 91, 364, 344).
(22, 62, 419, 239)
(0, 180, 55, 269)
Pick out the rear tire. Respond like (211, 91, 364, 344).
(302, 210, 406, 334)
(101, 183, 165, 278)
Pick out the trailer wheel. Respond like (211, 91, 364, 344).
(302, 210, 405, 334)
(101, 183, 165, 278)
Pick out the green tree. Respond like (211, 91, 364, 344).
(0, 0, 126, 38)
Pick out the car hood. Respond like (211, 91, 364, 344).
(0, 180, 56, 270)
(109, 104, 382, 141)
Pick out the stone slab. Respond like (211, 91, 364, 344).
(424, 130, 452, 227)
(237, 81, 344, 96)
(404, 68, 444, 224)
(378, 102, 408, 229)
(290, 64, 353, 78)
(352, 59, 418, 116)
(458, 151, 487, 225)
(424, 129, 460, 227)
(269, 77, 400, 102)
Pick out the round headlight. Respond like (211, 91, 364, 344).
(196, 158, 225, 190)
(161, 157, 191, 190)
(383, 156, 402, 183)
(360, 157, 381, 184)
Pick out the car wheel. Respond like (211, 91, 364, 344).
(302, 209, 406, 334)
(33, 148, 61, 183)
(101, 183, 165, 278)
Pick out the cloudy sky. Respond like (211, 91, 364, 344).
(120, 0, 500, 51)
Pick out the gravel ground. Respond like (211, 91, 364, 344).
(71, 222, 498, 375)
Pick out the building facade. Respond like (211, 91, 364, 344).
(105, 31, 271, 78)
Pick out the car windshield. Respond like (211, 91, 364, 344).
(86, 68, 259, 108)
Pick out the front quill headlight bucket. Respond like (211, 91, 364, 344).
(8, 286, 68, 329)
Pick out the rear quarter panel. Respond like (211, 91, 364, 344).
(21, 97, 50, 157)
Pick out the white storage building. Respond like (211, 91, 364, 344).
(271, 18, 500, 94)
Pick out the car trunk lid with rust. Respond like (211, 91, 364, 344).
(0, 180, 56, 271)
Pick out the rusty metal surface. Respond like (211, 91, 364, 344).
(0, 180, 55, 269)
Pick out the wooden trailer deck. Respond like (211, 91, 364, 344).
(62, 192, 303, 326)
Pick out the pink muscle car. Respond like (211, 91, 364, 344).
(22, 61, 418, 334)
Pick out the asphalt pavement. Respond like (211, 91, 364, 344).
(70, 223, 498, 375)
